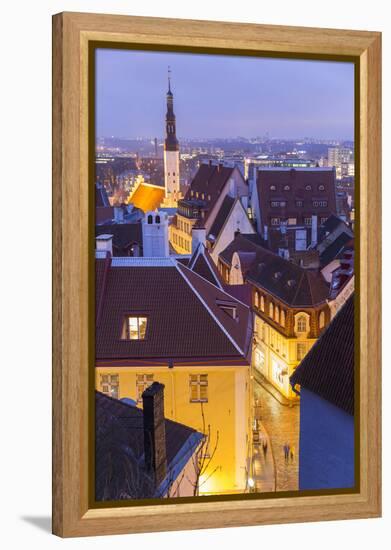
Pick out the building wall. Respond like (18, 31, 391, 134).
(96, 364, 251, 495)
(169, 213, 196, 254)
(164, 149, 180, 195)
(298, 388, 355, 490)
(210, 200, 255, 265)
(253, 314, 317, 400)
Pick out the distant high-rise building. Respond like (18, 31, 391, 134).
(163, 68, 180, 204)
(154, 137, 158, 158)
(327, 147, 354, 179)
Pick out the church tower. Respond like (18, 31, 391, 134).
(163, 68, 180, 204)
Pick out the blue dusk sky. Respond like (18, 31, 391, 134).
(96, 48, 355, 140)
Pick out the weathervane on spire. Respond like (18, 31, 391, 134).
(168, 65, 172, 93)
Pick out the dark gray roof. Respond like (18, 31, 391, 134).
(290, 295, 354, 415)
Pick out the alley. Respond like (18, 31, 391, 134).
(254, 376, 300, 492)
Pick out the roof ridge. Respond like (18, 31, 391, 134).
(175, 263, 245, 355)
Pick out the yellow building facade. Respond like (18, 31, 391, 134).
(96, 363, 252, 495)
(170, 213, 196, 254)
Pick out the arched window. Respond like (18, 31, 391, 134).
(280, 310, 286, 327)
(319, 311, 325, 329)
(155, 215, 161, 224)
(284, 185, 291, 191)
(260, 295, 265, 312)
(147, 214, 153, 224)
(254, 291, 259, 308)
(274, 305, 280, 323)
(297, 315, 307, 333)
(269, 302, 274, 318)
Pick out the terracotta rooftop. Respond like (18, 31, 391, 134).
(256, 167, 336, 228)
(188, 243, 224, 288)
(220, 233, 330, 307)
(208, 195, 235, 241)
(96, 256, 252, 364)
(290, 295, 354, 415)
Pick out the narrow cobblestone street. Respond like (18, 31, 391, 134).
(254, 376, 300, 492)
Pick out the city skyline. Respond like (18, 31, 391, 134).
(96, 48, 355, 141)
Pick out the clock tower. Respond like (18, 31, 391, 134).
(163, 68, 180, 205)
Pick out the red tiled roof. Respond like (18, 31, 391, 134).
(208, 195, 235, 240)
(256, 168, 337, 227)
(188, 244, 224, 288)
(220, 233, 330, 307)
(95, 258, 252, 363)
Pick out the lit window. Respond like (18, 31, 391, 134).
(260, 295, 265, 312)
(269, 302, 274, 318)
(270, 185, 276, 191)
(189, 374, 208, 403)
(319, 311, 325, 329)
(318, 185, 325, 191)
(136, 373, 154, 402)
(254, 291, 259, 308)
(304, 217, 312, 226)
(274, 305, 280, 323)
(271, 218, 280, 226)
(297, 343, 307, 361)
(280, 310, 286, 327)
(100, 374, 119, 399)
(296, 200, 303, 207)
(297, 315, 307, 333)
(123, 316, 148, 340)
(305, 185, 312, 190)
(284, 185, 290, 191)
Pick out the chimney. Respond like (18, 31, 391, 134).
(311, 215, 318, 247)
(95, 234, 113, 256)
(142, 382, 167, 487)
(192, 226, 206, 254)
(114, 205, 124, 223)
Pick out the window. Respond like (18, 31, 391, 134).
(305, 185, 312, 190)
(280, 309, 286, 327)
(297, 343, 307, 361)
(271, 217, 280, 226)
(260, 295, 265, 312)
(269, 302, 274, 318)
(283, 185, 291, 191)
(274, 305, 280, 323)
(270, 185, 276, 191)
(319, 311, 325, 329)
(123, 316, 148, 340)
(313, 201, 319, 207)
(320, 217, 328, 224)
(304, 217, 312, 226)
(271, 201, 280, 207)
(296, 200, 303, 207)
(155, 215, 161, 224)
(318, 185, 325, 191)
(297, 315, 307, 333)
(147, 214, 153, 224)
(288, 218, 297, 225)
(189, 374, 208, 403)
(254, 291, 259, 308)
(100, 374, 119, 399)
(136, 373, 154, 402)
(319, 200, 328, 207)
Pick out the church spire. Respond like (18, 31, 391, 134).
(168, 65, 172, 94)
(164, 66, 178, 152)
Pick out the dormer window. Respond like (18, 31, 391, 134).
(296, 315, 308, 333)
(305, 185, 312, 190)
(270, 185, 276, 191)
(283, 185, 291, 191)
(122, 316, 148, 340)
(318, 185, 325, 191)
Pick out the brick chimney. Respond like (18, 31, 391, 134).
(142, 382, 167, 487)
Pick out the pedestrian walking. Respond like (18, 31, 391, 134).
(283, 442, 290, 463)
(262, 438, 268, 457)
(290, 446, 295, 463)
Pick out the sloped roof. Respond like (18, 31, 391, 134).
(96, 223, 142, 255)
(95, 391, 202, 500)
(220, 233, 329, 307)
(219, 233, 266, 265)
(130, 184, 165, 212)
(95, 257, 252, 363)
(290, 295, 354, 415)
(208, 195, 235, 240)
(319, 231, 353, 267)
(188, 243, 224, 288)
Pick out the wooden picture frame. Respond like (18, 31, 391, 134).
(52, 11, 381, 537)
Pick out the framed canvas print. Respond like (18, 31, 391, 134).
(52, 12, 381, 537)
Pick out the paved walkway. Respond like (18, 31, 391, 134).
(253, 378, 300, 492)
(251, 421, 275, 493)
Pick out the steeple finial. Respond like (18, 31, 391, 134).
(168, 66, 172, 93)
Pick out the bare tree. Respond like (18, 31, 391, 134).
(186, 402, 220, 496)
